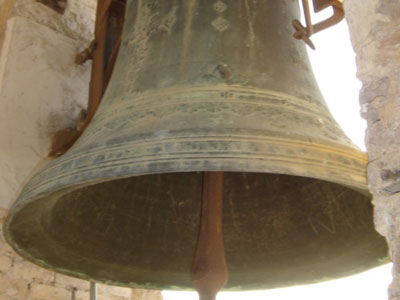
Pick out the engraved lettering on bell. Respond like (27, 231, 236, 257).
(212, 16, 230, 32)
(213, 1, 227, 13)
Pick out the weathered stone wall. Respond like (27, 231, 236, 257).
(345, 0, 400, 299)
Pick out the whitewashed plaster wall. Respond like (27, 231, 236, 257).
(0, 16, 89, 210)
(0, 0, 97, 212)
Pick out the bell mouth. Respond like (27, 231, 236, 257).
(5, 171, 387, 290)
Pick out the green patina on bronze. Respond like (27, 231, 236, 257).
(4, 0, 387, 291)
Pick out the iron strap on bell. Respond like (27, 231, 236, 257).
(4, 0, 387, 297)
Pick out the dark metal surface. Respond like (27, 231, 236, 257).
(5, 0, 387, 291)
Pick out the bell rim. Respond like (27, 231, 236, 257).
(3, 175, 388, 291)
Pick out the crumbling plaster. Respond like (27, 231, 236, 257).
(17, 0, 96, 43)
(0, 0, 96, 51)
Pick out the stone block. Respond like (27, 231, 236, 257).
(10, 260, 55, 284)
(0, 275, 29, 299)
(0, 227, 13, 255)
(379, 101, 400, 129)
(98, 295, 126, 300)
(131, 289, 164, 300)
(53, 273, 89, 291)
(365, 123, 400, 162)
(74, 289, 90, 300)
(30, 282, 71, 299)
(62, 0, 96, 43)
(359, 77, 390, 105)
(98, 284, 131, 298)
(0, 255, 12, 272)
(376, 0, 400, 22)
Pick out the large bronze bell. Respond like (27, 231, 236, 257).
(5, 0, 387, 294)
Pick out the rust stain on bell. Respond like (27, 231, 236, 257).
(4, 0, 387, 293)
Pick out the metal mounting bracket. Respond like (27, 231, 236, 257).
(293, 0, 345, 50)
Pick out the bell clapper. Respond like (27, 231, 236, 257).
(191, 172, 228, 300)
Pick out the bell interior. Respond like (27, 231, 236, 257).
(7, 171, 387, 290)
